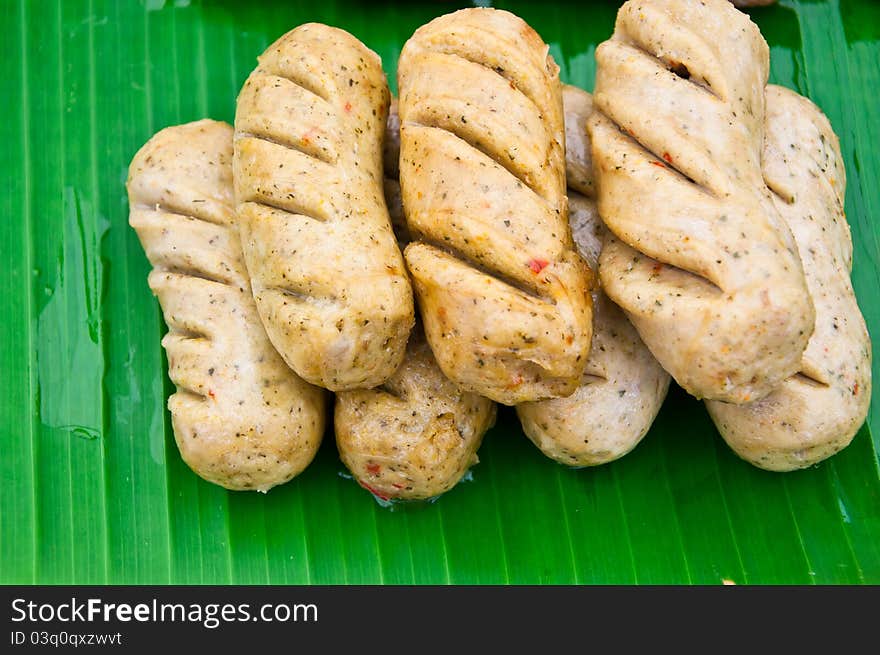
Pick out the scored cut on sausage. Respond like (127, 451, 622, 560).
(127, 120, 326, 492)
(397, 7, 594, 406)
(234, 23, 414, 392)
(706, 85, 871, 471)
(517, 86, 671, 467)
(589, 0, 815, 404)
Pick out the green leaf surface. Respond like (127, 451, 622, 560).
(1, 0, 878, 585)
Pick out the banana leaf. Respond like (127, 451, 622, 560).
(1, 0, 878, 584)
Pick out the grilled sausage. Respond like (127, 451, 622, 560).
(589, 0, 814, 404)
(234, 23, 414, 392)
(398, 7, 594, 406)
(335, 326, 496, 502)
(127, 120, 326, 491)
(706, 85, 871, 471)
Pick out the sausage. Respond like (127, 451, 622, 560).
(588, 0, 815, 403)
(127, 120, 326, 491)
(335, 327, 497, 502)
(517, 86, 671, 467)
(705, 86, 871, 471)
(233, 23, 414, 392)
(334, 104, 496, 503)
(397, 7, 594, 406)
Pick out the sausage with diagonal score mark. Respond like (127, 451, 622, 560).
(398, 7, 594, 406)
(589, 0, 815, 404)
(128, 120, 326, 491)
(234, 23, 414, 392)
(706, 86, 871, 471)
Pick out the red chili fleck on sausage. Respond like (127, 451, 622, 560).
(528, 258, 549, 274)
(650, 160, 666, 168)
(652, 263, 664, 274)
(358, 479, 390, 501)
(344, 101, 352, 113)
(853, 382, 860, 396)
(207, 389, 216, 400)
(366, 463, 381, 476)
(391, 483, 404, 490)
(662, 152, 673, 164)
